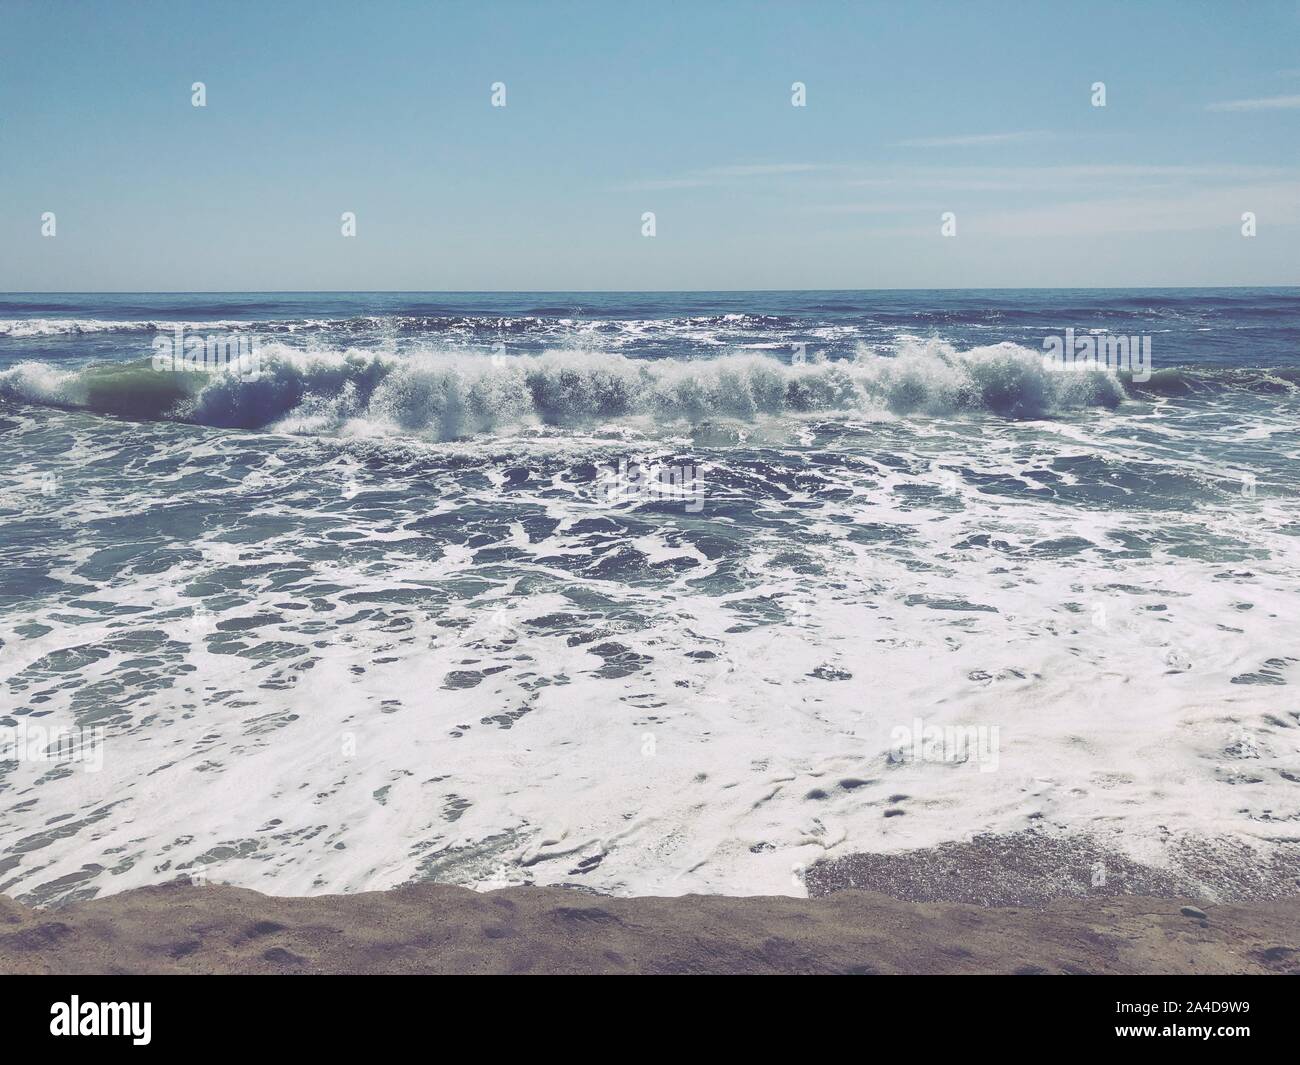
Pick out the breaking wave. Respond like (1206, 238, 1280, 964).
(0, 340, 1129, 440)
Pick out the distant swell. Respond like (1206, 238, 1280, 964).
(0, 318, 257, 338)
(0, 341, 1130, 440)
(0, 313, 792, 340)
(1127, 365, 1300, 397)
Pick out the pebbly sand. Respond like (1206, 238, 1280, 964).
(805, 830, 1300, 907)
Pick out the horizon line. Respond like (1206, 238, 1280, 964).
(3, 284, 1298, 296)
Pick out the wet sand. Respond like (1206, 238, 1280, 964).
(3, 877, 1298, 975)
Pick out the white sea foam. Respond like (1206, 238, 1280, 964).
(1, 380, 1296, 905)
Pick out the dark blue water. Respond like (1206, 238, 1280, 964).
(2, 288, 1297, 370)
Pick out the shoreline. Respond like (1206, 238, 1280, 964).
(4, 878, 1298, 975)
(7, 830, 1299, 974)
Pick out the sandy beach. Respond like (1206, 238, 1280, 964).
(2, 875, 1297, 975)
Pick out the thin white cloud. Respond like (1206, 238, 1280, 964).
(704, 164, 826, 177)
(626, 163, 829, 190)
(804, 201, 939, 215)
(842, 163, 1288, 192)
(939, 183, 1300, 238)
(627, 162, 1297, 206)
(894, 131, 1047, 148)
(1206, 94, 1300, 112)
(800, 165, 1300, 237)
(627, 177, 716, 190)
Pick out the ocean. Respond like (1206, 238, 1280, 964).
(1, 289, 1297, 904)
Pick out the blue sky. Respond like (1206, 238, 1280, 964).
(2, 0, 1298, 290)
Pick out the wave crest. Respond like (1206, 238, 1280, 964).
(0, 340, 1127, 439)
